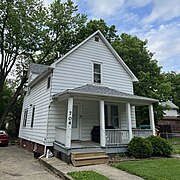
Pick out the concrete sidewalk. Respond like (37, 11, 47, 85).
(39, 157, 143, 180)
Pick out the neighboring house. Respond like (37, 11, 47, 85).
(158, 101, 180, 133)
(19, 30, 158, 162)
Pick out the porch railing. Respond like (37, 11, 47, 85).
(105, 129, 129, 145)
(55, 127, 66, 146)
(132, 129, 153, 138)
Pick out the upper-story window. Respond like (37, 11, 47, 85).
(47, 76, 51, 89)
(93, 63, 101, 84)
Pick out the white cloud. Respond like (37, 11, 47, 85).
(86, 0, 125, 17)
(145, 23, 180, 71)
(127, 0, 151, 8)
(143, 0, 180, 24)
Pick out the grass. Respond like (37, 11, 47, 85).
(167, 137, 180, 154)
(112, 158, 180, 180)
(67, 171, 109, 180)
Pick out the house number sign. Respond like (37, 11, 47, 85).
(68, 110, 72, 125)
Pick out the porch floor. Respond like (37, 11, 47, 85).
(71, 140, 100, 148)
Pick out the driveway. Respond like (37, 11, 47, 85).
(0, 145, 62, 180)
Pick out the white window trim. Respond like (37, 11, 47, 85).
(92, 61, 103, 84)
(105, 103, 121, 129)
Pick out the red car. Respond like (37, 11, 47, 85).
(0, 130, 9, 146)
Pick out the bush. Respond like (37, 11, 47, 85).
(128, 137, 153, 158)
(147, 135, 173, 156)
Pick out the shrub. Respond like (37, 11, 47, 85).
(128, 137, 153, 158)
(147, 135, 173, 156)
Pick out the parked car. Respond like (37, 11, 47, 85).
(0, 130, 9, 146)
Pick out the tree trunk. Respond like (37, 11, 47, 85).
(0, 73, 27, 128)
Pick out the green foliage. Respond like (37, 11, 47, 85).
(112, 158, 180, 180)
(67, 171, 109, 180)
(77, 19, 117, 43)
(127, 137, 153, 158)
(167, 137, 180, 154)
(147, 136, 173, 156)
(111, 33, 175, 124)
(163, 72, 180, 113)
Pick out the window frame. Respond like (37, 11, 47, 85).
(47, 76, 51, 89)
(31, 106, 35, 128)
(23, 108, 28, 127)
(92, 62, 102, 84)
(105, 104, 120, 128)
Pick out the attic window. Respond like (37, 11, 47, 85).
(95, 36, 99, 42)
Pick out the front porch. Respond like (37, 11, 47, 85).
(54, 127, 153, 155)
(52, 84, 158, 156)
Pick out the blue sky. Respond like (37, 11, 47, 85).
(44, 0, 180, 73)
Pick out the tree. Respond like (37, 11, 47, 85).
(0, 0, 87, 128)
(163, 72, 180, 112)
(77, 19, 117, 43)
(111, 33, 172, 125)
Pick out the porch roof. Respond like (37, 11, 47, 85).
(53, 84, 158, 105)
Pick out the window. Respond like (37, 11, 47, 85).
(31, 106, 35, 127)
(72, 105, 78, 128)
(105, 104, 119, 128)
(27, 87, 31, 96)
(110, 105, 119, 127)
(47, 76, 51, 89)
(23, 109, 28, 127)
(95, 36, 99, 42)
(93, 63, 101, 83)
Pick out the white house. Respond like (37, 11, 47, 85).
(19, 30, 158, 163)
(160, 101, 179, 117)
(158, 101, 180, 134)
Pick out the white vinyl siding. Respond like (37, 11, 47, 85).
(51, 35, 133, 95)
(19, 76, 50, 145)
(119, 104, 136, 129)
(46, 101, 66, 146)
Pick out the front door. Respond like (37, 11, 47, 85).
(71, 104, 80, 140)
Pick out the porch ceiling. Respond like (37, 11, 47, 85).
(53, 84, 158, 105)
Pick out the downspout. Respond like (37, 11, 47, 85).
(39, 72, 53, 159)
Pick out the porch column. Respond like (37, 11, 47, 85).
(99, 100, 106, 147)
(126, 103, 133, 140)
(65, 97, 73, 148)
(149, 104, 156, 135)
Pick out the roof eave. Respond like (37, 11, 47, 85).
(28, 67, 54, 88)
(53, 90, 158, 105)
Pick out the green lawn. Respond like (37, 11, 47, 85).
(168, 137, 180, 154)
(67, 171, 109, 180)
(112, 158, 180, 180)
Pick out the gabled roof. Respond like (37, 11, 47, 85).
(161, 101, 179, 109)
(28, 66, 53, 88)
(29, 63, 49, 74)
(51, 30, 138, 82)
(53, 84, 158, 105)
